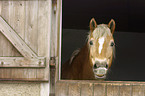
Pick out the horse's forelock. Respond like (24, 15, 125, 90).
(88, 24, 112, 41)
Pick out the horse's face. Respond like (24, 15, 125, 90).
(88, 18, 115, 79)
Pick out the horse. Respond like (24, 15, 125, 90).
(61, 18, 116, 80)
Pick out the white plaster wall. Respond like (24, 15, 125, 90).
(0, 83, 40, 96)
(0, 83, 50, 96)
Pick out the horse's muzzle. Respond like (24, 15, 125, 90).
(93, 67, 107, 79)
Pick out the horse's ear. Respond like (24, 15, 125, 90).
(90, 18, 97, 32)
(108, 19, 115, 34)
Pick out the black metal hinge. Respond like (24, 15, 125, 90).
(49, 57, 56, 96)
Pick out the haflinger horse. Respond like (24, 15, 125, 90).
(62, 18, 115, 80)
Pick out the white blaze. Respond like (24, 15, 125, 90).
(98, 37, 105, 54)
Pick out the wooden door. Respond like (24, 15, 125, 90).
(0, 0, 52, 81)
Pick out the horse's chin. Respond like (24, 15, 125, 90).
(94, 75, 106, 79)
(93, 67, 107, 79)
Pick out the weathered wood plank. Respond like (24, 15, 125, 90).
(9, 1, 25, 39)
(1, 68, 12, 79)
(0, 1, 1, 15)
(0, 16, 38, 59)
(0, 32, 21, 56)
(0, 1, 2, 56)
(0, 68, 47, 81)
(37, 0, 50, 81)
(0, 1, 21, 57)
(8, 1, 16, 56)
(11, 68, 24, 79)
(1, 1, 9, 57)
(27, 68, 37, 79)
(68, 83, 81, 96)
(94, 83, 106, 96)
(1, 1, 9, 25)
(25, 0, 38, 54)
(107, 83, 120, 96)
(36, 68, 44, 79)
(56, 0, 62, 57)
(9, 1, 25, 56)
(50, 1, 57, 57)
(81, 83, 93, 96)
(0, 57, 45, 67)
(38, 0, 50, 57)
(119, 84, 132, 96)
(0, 32, 4, 56)
(55, 81, 145, 96)
(56, 82, 69, 96)
(132, 85, 144, 96)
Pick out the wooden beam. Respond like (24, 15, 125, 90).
(0, 57, 45, 68)
(0, 16, 38, 59)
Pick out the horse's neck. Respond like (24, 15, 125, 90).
(71, 43, 94, 79)
(75, 43, 90, 65)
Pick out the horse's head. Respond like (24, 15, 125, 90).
(88, 18, 115, 79)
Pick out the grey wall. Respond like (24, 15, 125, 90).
(63, 0, 145, 32)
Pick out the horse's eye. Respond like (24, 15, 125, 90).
(110, 42, 115, 47)
(106, 64, 108, 68)
(89, 41, 93, 45)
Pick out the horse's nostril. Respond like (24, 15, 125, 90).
(106, 64, 108, 68)
(94, 64, 97, 69)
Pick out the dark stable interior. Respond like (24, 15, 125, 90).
(62, 0, 145, 81)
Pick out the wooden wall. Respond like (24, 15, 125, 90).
(56, 80, 145, 96)
(0, 0, 52, 81)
